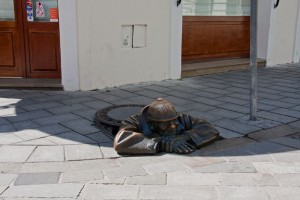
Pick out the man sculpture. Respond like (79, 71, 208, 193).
(114, 98, 220, 154)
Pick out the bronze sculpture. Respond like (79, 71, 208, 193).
(114, 98, 220, 154)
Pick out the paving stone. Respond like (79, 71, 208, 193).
(13, 129, 55, 141)
(217, 103, 249, 114)
(72, 108, 98, 121)
(0, 174, 17, 186)
(117, 156, 156, 166)
(0, 107, 26, 117)
(257, 103, 278, 111)
(0, 146, 36, 162)
(59, 97, 97, 105)
(14, 173, 60, 186)
(215, 186, 269, 200)
(27, 146, 64, 162)
(82, 100, 112, 110)
(192, 162, 257, 173)
(248, 125, 298, 140)
(265, 186, 300, 200)
(47, 132, 97, 145)
(12, 121, 40, 131)
(88, 177, 125, 185)
(216, 127, 243, 139)
(0, 163, 21, 174)
(5, 110, 52, 123)
(139, 185, 217, 200)
(142, 161, 187, 175)
(16, 138, 57, 146)
(0, 134, 23, 145)
(207, 108, 246, 119)
(271, 108, 300, 119)
(219, 173, 278, 186)
(80, 185, 139, 199)
(60, 170, 103, 183)
(236, 116, 282, 129)
(0, 186, 7, 195)
(0, 124, 16, 133)
(271, 151, 300, 162)
(288, 120, 300, 130)
(0, 117, 9, 125)
(257, 111, 297, 123)
(162, 96, 194, 106)
(270, 137, 300, 149)
(252, 162, 300, 173)
(20, 102, 63, 111)
(103, 165, 148, 179)
(260, 99, 296, 108)
(99, 143, 120, 158)
(1, 183, 83, 198)
(85, 132, 112, 143)
(217, 96, 249, 106)
(185, 110, 223, 122)
(126, 174, 166, 185)
(108, 90, 139, 98)
(273, 174, 300, 187)
(135, 90, 168, 99)
(33, 113, 81, 126)
(20, 160, 117, 173)
(180, 157, 226, 169)
(46, 103, 90, 114)
(241, 141, 291, 154)
(168, 172, 220, 186)
(61, 119, 99, 135)
(64, 144, 103, 161)
(214, 119, 261, 135)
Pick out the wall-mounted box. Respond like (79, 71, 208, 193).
(121, 25, 133, 48)
(121, 24, 147, 48)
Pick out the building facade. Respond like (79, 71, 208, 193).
(0, 0, 299, 91)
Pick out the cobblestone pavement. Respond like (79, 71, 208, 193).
(0, 63, 300, 199)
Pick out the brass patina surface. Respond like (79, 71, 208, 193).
(114, 98, 220, 155)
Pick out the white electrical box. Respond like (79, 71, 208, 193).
(133, 25, 147, 48)
(121, 25, 133, 48)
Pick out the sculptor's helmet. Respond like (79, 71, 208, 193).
(147, 98, 178, 122)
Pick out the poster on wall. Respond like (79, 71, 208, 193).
(26, 0, 34, 21)
(50, 8, 59, 22)
(36, 2, 45, 18)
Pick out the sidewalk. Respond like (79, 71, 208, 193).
(0, 63, 300, 199)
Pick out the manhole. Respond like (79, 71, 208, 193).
(94, 104, 145, 138)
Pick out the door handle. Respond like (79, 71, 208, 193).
(274, 0, 280, 9)
(177, 0, 181, 7)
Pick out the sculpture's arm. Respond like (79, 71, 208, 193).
(182, 114, 220, 148)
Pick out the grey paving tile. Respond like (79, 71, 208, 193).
(0, 174, 17, 186)
(85, 132, 113, 143)
(185, 110, 223, 122)
(273, 174, 300, 187)
(207, 109, 246, 119)
(1, 183, 83, 198)
(194, 91, 223, 98)
(0, 186, 7, 195)
(61, 119, 99, 135)
(252, 162, 300, 173)
(80, 185, 139, 200)
(32, 94, 71, 103)
(135, 90, 167, 98)
(162, 96, 194, 106)
(168, 172, 220, 186)
(99, 143, 120, 159)
(265, 187, 300, 200)
(126, 174, 166, 185)
(4, 110, 53, 123)
(90, 92, 123, 102)
(59, 97, 97, 105)
(33, 113, 81, 126)
(236, 115, 282, 129)
(270, 151, 300, 162)
(193, 96, 224, 106)
(14, 173, 60, 186)
(219, 173, 278, 186)
(192, 162, 257, 173)
(182, 103, 215, 112)
(270, 108, 300, 118)
(0, 107, 26, 117)
(82, 100, 112, 110)
(72, 108, 98, 121)
(103, 165, 148, 179)
(257, 111, 297, 123)
(142, 85, 171, 92)
(270, 137, 300, 149)
(0, 124, 16, 134)
(0, 163, 22, 174)
(16, 138, 57, 146)
(248, 125, 298, 140)
(46, 103, 90, 115)
(165, 90, 199, 99)
(0, 146, 36, 162)
(20, 102, 63, 111)
(216, 186, 269, 200)
(279, 97, 300, 104)
(217, 96, 249, 106)
(12, 120, 40, 131)
(142, 161, 187, 175)
(260, 99, 296, 108)
(241, 141, 291, 154)
(217, 103, 249, 114)
(60, 170, 103, 183)
(64, 144, 103, 161)
(216, 127, 243, 139)
(107, 90, 139, 98)
(47, 132, 97, 145)
(27, 146, 64, 162)
(139, 185, 217, 200)
(0, 134, 23, 145)
(0, 117, 9, 125)
(214, 119, 261, 135)
(288, 120, 300, 130)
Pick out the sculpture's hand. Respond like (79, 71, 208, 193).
(173, 140, 195, 154)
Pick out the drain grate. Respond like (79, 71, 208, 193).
(94, 104, 145, 138)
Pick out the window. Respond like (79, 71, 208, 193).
(0, 0, 15, 21)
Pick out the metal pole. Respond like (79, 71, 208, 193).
(250, 0, 258, 121)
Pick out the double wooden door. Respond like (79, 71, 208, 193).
(0, 0, 61, 78)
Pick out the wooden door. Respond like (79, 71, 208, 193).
(0, 0, 26, 77)
(22, 0, 61, 78)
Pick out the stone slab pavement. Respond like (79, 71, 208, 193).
(0, 64, 300, 199)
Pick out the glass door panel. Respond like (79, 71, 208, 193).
(0, 0, 15, 21)
(26, 0, 58, 22)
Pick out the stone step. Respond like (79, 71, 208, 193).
(0, 78, 62, 90)
(182, 58, 266, 78)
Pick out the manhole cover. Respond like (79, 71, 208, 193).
(94, 104, 145, 138)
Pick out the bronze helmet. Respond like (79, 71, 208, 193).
(147, 98, 178, 122)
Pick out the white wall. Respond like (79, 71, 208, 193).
(293, 2, 300, 63)
(266, 0, 299, 66)
(76, 0, 178, 90)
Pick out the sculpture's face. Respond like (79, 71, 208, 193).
(149, 119, 179, 135)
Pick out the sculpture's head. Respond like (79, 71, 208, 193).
(147, 98, 179, 135)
